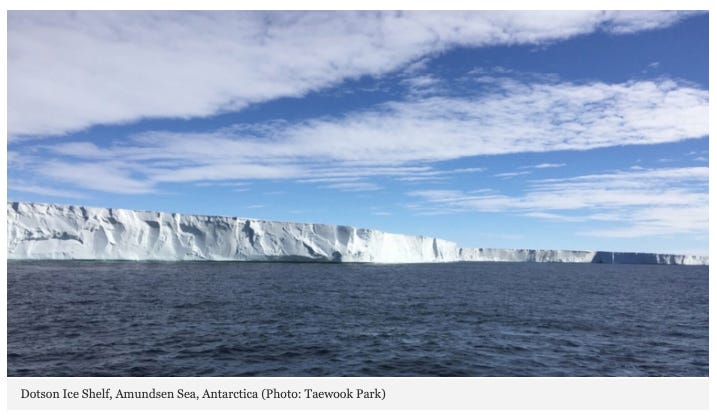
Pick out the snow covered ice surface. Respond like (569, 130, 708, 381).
(6, 202, 708, 265)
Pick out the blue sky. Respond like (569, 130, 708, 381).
(7, 11, 709, 255)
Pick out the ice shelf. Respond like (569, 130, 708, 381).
(7, 202, 708, 265)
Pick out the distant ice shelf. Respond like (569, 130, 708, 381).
(6, 202, 709, 265)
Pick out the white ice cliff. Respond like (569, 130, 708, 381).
(6, 202, 708, 265)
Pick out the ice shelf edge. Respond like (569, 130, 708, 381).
(6, 202, 708, 265)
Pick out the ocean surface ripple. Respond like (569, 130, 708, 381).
(7, 261, 708, 376)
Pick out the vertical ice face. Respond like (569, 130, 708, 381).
(6, 202, 461, 262)
(6, 202, 708, 265)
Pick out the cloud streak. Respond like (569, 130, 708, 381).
(8, 183, 88, 199)
(408, 167, 708, 238)
(526, 163, 566, 169)
(8, 10, 699, 138)
(23, 76, 707, 194)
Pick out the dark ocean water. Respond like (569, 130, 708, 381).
(7, 261, 708, 376)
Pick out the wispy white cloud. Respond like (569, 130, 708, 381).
(404, 75, 440, 89)
(296, 177, 364, 184)
(396, 167, 485, 182)
(523, 212, 584, 222)
(23, 76, 706, 194)
(371, 211, 392, 216)
(408, 166, 708, 238)
(323, 182, 382, 192)
(9, 10, 700, 138)
(603, 11, 689, 34)
(495, 171, 532, 178)
(526, 163, 566, 169)
(8, 183, 88, 199)
(194, 181, 250, 188)
(38, 161, 156, 194)
(139, 78, 706, 165)
(403, 74, 445, 97)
